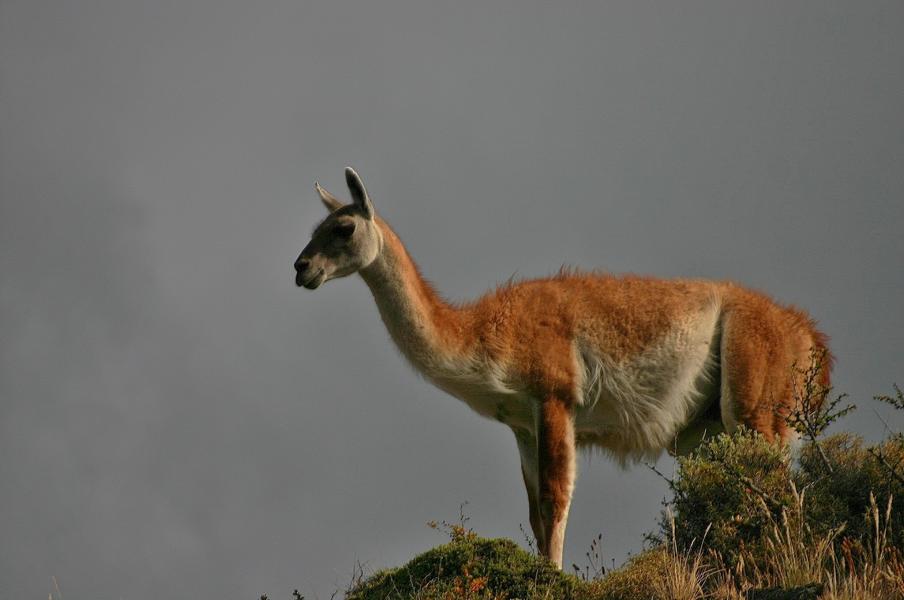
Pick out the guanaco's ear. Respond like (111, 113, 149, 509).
(315, 182, 343, 212)
(345, 167, 374, 220)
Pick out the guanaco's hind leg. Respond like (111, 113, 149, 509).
(514, 428, 546, 555)
(537, 396, 576, 567)
(719, 299, 821, 441)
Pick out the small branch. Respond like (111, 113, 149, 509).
(867, 447, 904, 487)
(780, 347, 856, 474)
(874, 384, 904, 410)
(871, 407, 895, 438)
(810, 434, 835, 474)
(644, 461, 676, 489)
(728, 466, 788, 513)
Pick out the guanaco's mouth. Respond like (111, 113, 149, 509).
(296, 269, 325, 289)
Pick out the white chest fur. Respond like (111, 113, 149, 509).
(424, 356, 536, 430)
(574, 302, 722, 461)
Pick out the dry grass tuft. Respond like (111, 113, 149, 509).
(650, 509, 715, 600)
(821, 494, 904, 600)
(579, 548, 669, 600)
(742, 482, 843, 589)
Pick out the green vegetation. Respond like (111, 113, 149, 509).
(346, 532, 579, 600)
(273, 375, 904, 599)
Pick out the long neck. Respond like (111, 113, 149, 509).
(358, 219, 472, 371)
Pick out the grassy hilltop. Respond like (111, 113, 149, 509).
(273, 381, 904, 600)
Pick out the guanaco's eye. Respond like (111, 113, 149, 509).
(333, 223, 356, 238)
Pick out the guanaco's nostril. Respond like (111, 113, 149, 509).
(295, 258, 311, 272)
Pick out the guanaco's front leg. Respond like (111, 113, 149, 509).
(514, 428, 546, 555)
(537, 395, 576, 567)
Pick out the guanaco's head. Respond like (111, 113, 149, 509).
(294, 167, 382, 289)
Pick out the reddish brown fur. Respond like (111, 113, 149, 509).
(537, 395, 576, 560)
(382, 220, 831, 434)
(719, 285, 833, 440)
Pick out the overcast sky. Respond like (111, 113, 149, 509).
(2, 1, 903, 599)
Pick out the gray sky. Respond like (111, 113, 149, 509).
(2, 1, 903, 598)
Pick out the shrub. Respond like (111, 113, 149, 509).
(797, 432, 904, 551)
(665, 426, 904, 564)
(664, 428, 794, 567)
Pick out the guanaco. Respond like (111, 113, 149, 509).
(293, 168, 831, 567)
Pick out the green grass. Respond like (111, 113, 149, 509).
(346, 534, 579, 600)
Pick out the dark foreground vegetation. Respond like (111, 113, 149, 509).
(268, 364, 904, 599)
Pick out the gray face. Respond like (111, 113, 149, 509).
(294, 206, 373, 289)
(294, 168, 381, 289)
